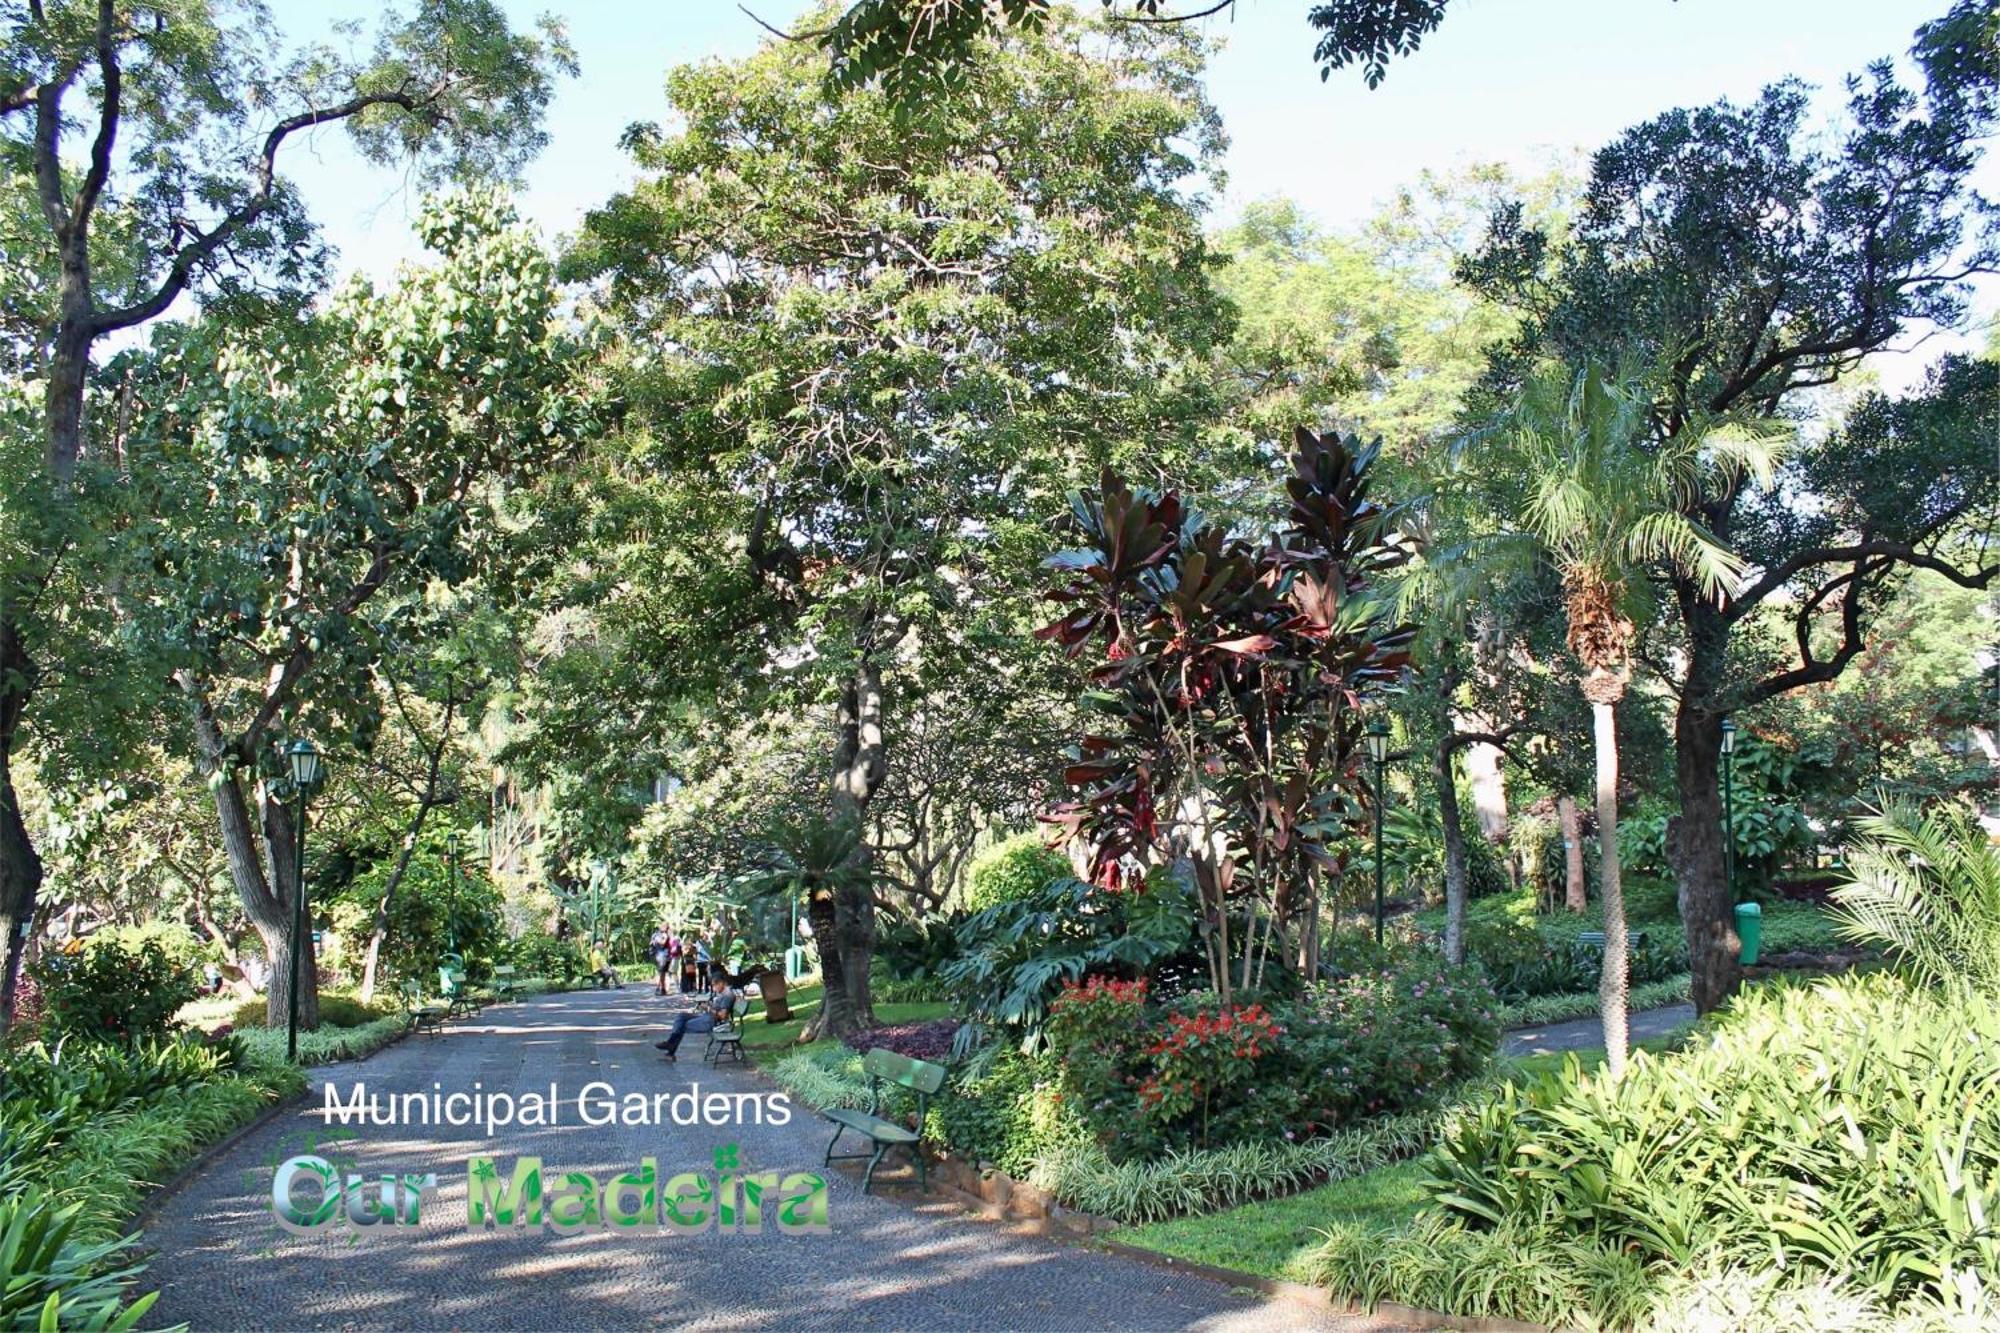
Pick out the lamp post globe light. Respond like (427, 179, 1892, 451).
(284, 738, 324, 1064)
(1365, 720, 1391, 945)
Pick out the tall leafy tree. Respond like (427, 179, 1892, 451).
(1460, 17, 1999, 1012)
(556, 11, 1232, 1036)
(0, 0, 573, 1024)
(122, 193, 596, 1028)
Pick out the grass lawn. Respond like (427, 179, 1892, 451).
(1119, 1157, 1428, 1282)
(740, 981, 952, 1059)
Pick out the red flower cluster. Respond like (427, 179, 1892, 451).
(1147, 1003, 1280, 1063)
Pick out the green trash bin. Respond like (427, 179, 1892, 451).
(1734, 901, 1763, 965)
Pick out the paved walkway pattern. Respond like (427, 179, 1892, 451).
(141, 987, 1386, 1331)
(1500, 1002, 1697, 1058)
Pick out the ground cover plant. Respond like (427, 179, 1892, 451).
(1304, 805, 2000, 1330)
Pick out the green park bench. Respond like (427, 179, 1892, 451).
(438, 966, 481, 1019)
(822, 1048, 947, 1195)
(1576, 929, 1649, 952)
(400, 980, 448, 1036)
(703, 994, 752, 1067)
(491, 964, 518, 1000)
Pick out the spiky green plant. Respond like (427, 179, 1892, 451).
(1831, 803, 2000, 996)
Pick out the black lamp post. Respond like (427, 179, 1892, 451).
(1719, 718, 1737, 902)
(445, 831, 462, 957)
(1365, 720, 1391, 945)
(284, 738, 323, 1064)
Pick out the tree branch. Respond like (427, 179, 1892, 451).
(72, 0, 120, 230)
(93, 85, 441, 334)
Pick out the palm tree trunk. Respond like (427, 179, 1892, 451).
(1589, 690, 1629, 1078)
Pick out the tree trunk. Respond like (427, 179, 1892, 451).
(1559, 796, 1586, 912)
(1437, 742, 1470, 966)
(203, 751, 320, 1032)
(799, 889, 855, 1042)
(358, 692, 455, 1004)
(1587, 686, 1629, 1079)
(0, 743, 42, 1034)
(0, 615, 40, 1032)
(47, 310, 92, 482)
(805, 657, 887, 1040)
(1667, 690, 1740, 1015)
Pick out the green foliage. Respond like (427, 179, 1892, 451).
(1423, 972, 2000, 1316)
(507, 931, 585, 984)
(1617, 736, 1818, 886)
(767, 1047, 874, 1114)
(1031, 1109, 1438, 1226)
(1463, 914, 1683, 1001)
(228, 995, 386, 1031)
(29, 938, 198, 1045)
(0, 1190, 157, 1331)
(1042, 954, 1498, 1159)
(925, 1049, 1082, 1180)
(963, 835, 1067, 913)
(1307, 1213, 1658, 1331)
(1832, 803, 2000, 996)
(942, 871, 1194, 1054)
(233, 1016, 407, 1069)
(872, 914, 965, 983)
(347, 849, 507, 985)
(1116, 1157, 1429, 1282)
(1495, 974, 1691, 1029)
(1382, 798, 1510, 902)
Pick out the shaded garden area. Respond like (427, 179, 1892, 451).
(2, 1, 1997, 1330)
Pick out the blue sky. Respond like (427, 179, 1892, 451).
(282, 1, 1989, 381)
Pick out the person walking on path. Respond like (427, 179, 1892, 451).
(650, 926, 672, 996)
(694, 935, 712, 989)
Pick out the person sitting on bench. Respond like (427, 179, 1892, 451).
(654, 975, 742, 1062)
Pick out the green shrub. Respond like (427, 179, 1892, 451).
(30, 938, 199, 1044)
(767, 1047, 872, 1111)
(1495, 973, 1691, 1028)
(229, 994, 388, 1030)
(234, 1015, 406, 1067)
(508, 931, 585, 983)
(1032, 1109, 1437, 1225)
(963, 834, 1067, 912)
(944, 869, 1194, 1054)
(1426, 971, 2000, 1314)
(1042, 953, 1499, 1158)
(873, 913, 965, 982)
(0, 1190, 158, 1331)
(1831, 802, 2000, 994)
(1307, 1213, 1658, 1330)
(925, 1049, 1083, 1179)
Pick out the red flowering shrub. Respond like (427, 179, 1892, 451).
(1042, 954, 1499, 1159)
(1136, 1002, 1283, 1148)
(1046, 976, 1151, 1136)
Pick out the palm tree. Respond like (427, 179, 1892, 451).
(735, 812, 878, 1039)
(1474, 361, 1777, 1076)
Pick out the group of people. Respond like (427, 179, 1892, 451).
(649, 925, 740, 1061)
(648, 926, 714, 996)
(577, 925, 743, 1060)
